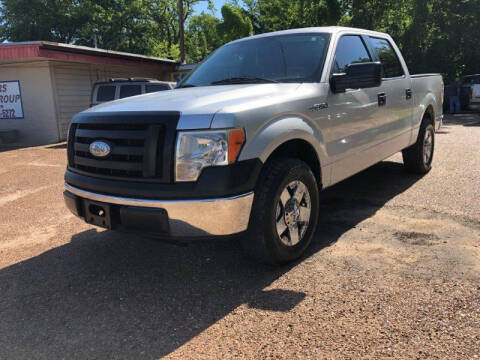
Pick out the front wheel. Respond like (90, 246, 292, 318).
(402, 119, 435, 174)
(241, 158, 319, 265)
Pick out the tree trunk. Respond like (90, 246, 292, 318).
(178, 0, 185, 63)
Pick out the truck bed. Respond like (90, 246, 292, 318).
(411, 73, 442, 78)
(411, 73, 444, 130)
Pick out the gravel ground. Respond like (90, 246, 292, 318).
(0, 113, 479, 359)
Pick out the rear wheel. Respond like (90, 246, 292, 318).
(241, 158, 319, 265)
(402, 118, 435, 174)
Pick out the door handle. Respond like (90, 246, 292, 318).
(406, 89, 412, 100)
(378, 93, 387, 106)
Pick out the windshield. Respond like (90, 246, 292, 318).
(180, 33, 331, 87)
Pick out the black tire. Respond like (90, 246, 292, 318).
(241, 158, 319, 265)
(402, 118, 435, 174)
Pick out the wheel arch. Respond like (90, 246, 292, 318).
(412, 102, 436, 143)
(265, 139, 323, 188)
(238, 116, 327, 189)
(424, 104, 435, 125)
(415, 92, 437, 128)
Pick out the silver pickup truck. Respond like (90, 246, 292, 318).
(64, 27, 443, 264)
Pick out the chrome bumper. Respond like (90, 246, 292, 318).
(64, 183, 254, 237)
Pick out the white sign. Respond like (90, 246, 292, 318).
(0, 80, 24, 119)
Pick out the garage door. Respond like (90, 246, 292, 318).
(52, 63, 93, 140)
(52, 63, 167, 140)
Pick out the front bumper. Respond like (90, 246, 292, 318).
(64, 183, 254, 237)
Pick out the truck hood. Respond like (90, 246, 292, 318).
(84, 83, 300, 128)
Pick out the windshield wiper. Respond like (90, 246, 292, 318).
(211, 77, 279, 85)
(176, 83, 197, 89)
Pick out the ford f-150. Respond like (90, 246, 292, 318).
(64, 27, 444, 264)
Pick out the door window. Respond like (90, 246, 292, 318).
(368, 37, 404, 78)
(332, 35, 371, 73)
(96, 85, 116, 102)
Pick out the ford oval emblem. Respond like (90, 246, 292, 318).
(89, 141, 111, 158)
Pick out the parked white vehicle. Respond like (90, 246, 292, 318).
(462, 74, 480, 104)
(90, 78, 176, 107)
(65, 27, 444, 265)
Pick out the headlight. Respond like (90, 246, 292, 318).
(175, 128, 245, 182)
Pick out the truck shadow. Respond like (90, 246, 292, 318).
(444, 113, 480, 127)
(0, 142, 66, 153)
(0, 161, 422, 359)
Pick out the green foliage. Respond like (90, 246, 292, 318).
(247, 0, 480, 82)
(184, 3, 252, 62)
(0, 0, 210, 60)
(337, 0, 480, 82)
(411, 0, 480, 82)
(0, 0, 89, 43)
(151, 39, 181, 59)
(217, 3, 253, 42)
(185, 13, 221, 63)
(74, 0, 156, 54)
(238, 0, 342, 33)
(0, 0, 479, 80)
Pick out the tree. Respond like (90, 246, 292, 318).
(185, 13, 221, 63)
(144, 0, 211, 61)
(422, 0, 480, 81)
(1, 0, 479, 80)
(343, 0, 480, 82)
(246, 0, 342, 33)
(0, 0, 88, 43)
(217, 3, 253, 43)
(75, 0, 156, 55)
(0, 0, 212, 60)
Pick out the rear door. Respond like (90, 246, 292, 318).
(366, 36, 413, 146)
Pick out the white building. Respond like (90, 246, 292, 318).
(0, 42, 178, 145)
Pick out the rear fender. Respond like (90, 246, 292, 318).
(412, 92, 437, 141)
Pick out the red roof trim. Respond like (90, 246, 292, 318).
(0, 44, 40, 61)
(37, 48, 176, 69)
(0, 44, 177, 70)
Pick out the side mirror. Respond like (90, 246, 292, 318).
(330, 62, 382, 93)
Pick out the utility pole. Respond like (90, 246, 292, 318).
(178, 0, 185, 64)
(93, 28, 98, 48)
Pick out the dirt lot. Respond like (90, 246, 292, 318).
(0, 114, 479, 359)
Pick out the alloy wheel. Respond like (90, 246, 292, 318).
(275, 180, 311, 246)
(423, 128, 434, 165)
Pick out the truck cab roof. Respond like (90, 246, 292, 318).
(228, 26, 391, 45)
